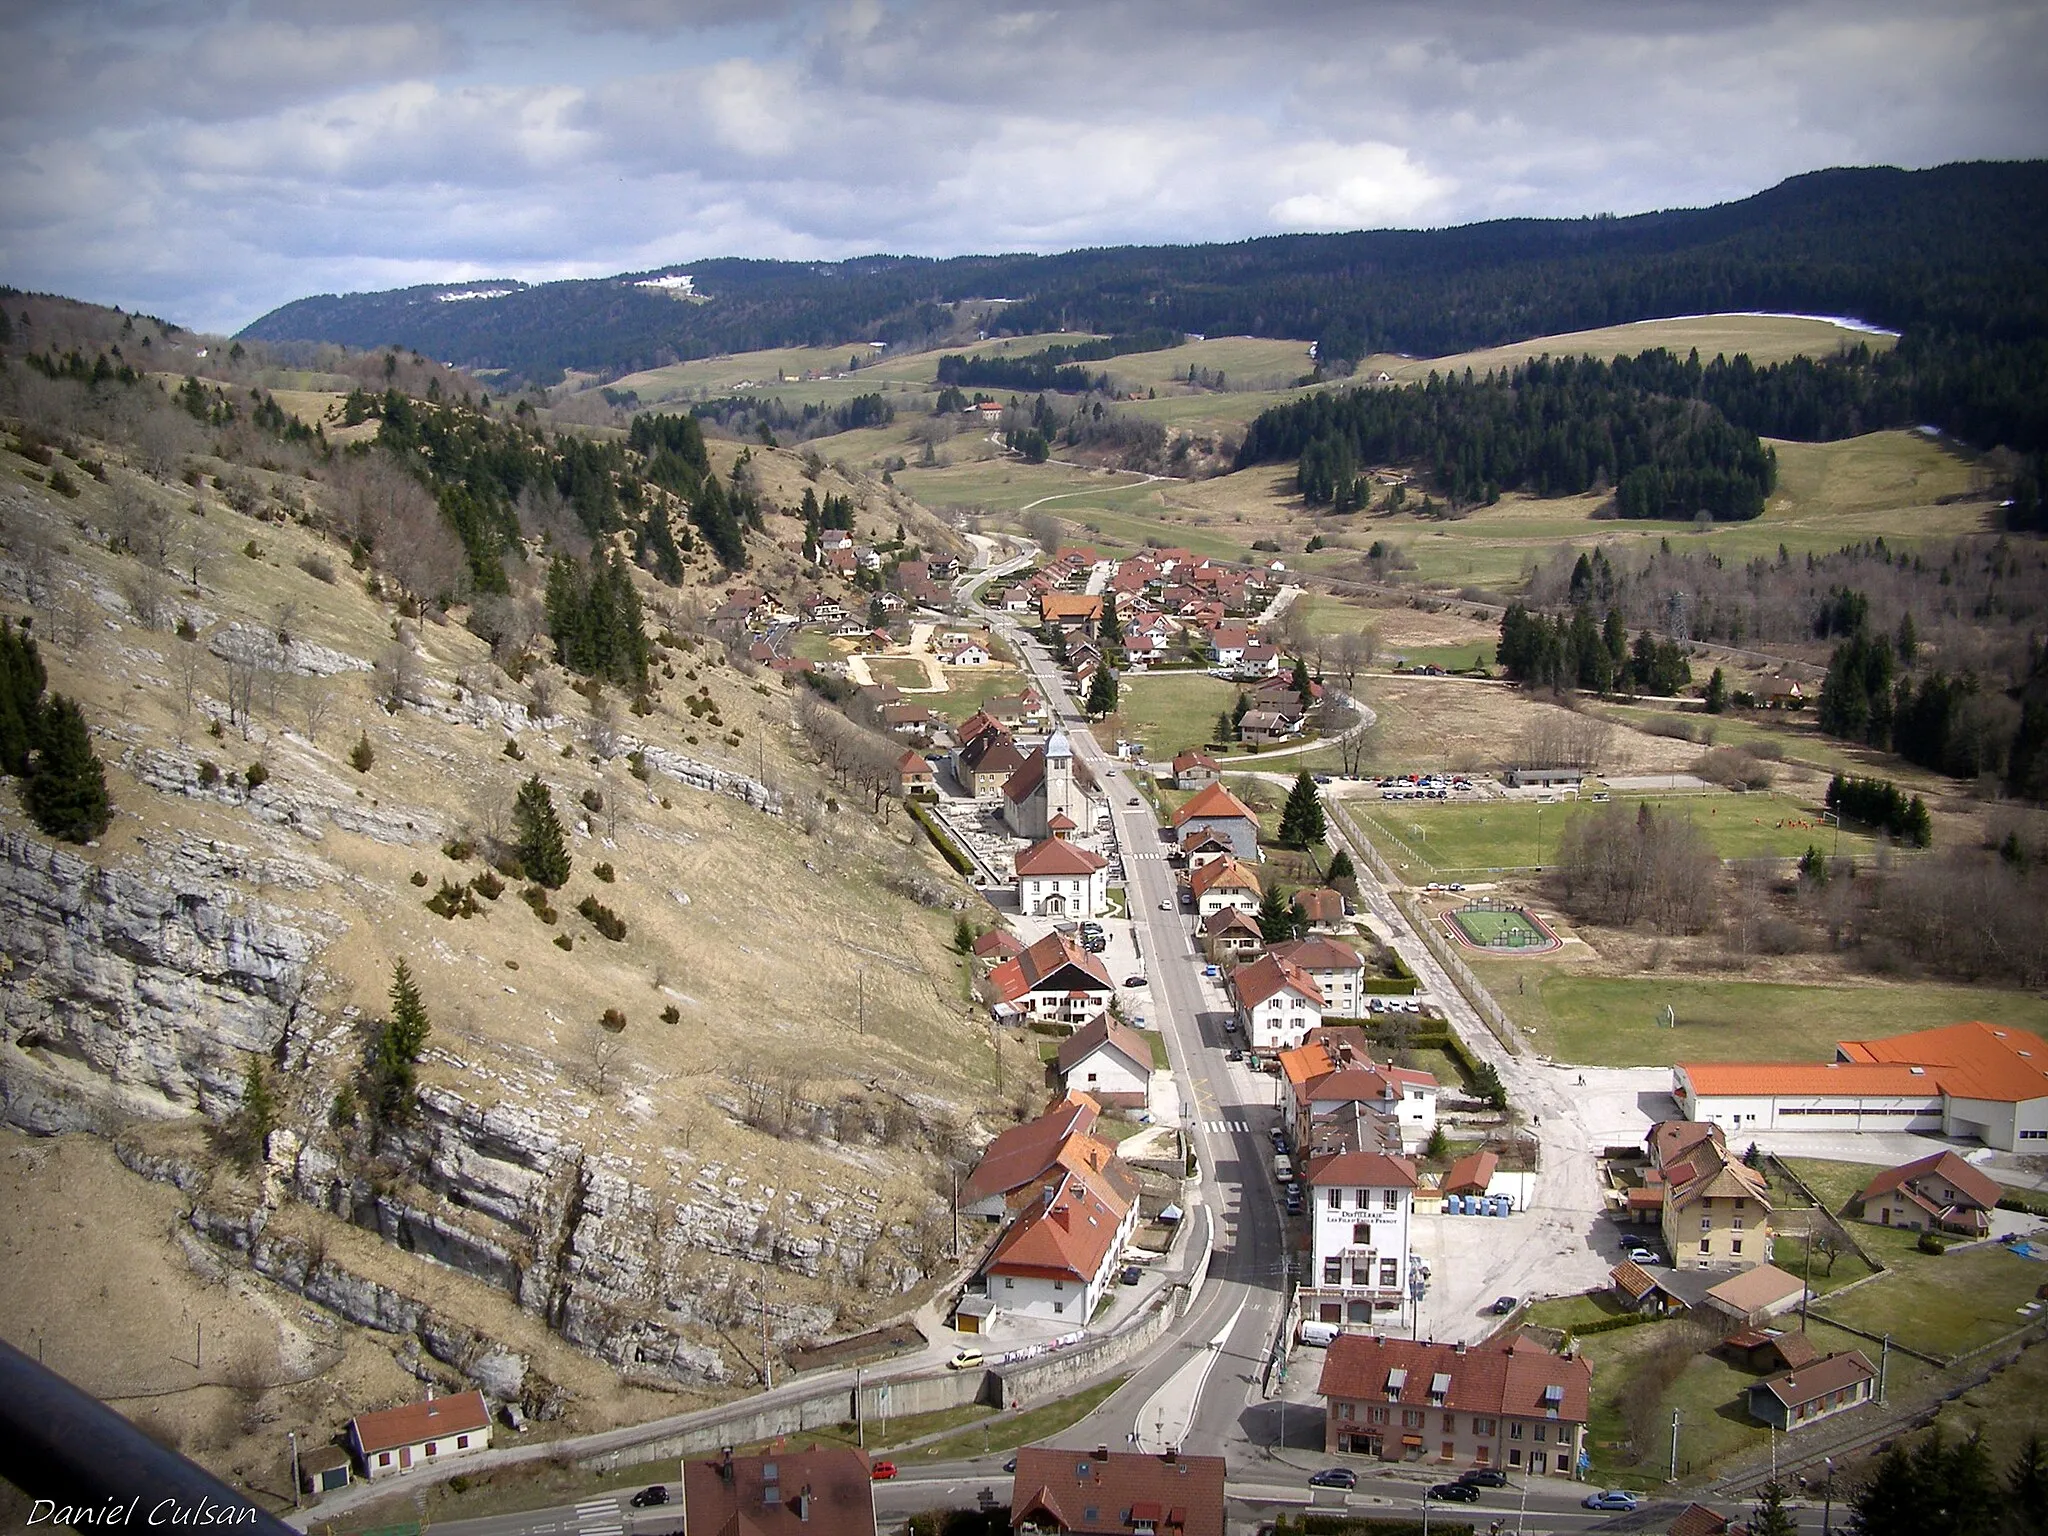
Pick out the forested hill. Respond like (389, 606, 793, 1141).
(241, 162, 2048, 393)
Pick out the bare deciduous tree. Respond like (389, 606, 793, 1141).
(373, 640, 424, 713)
(296, 677, 334, 742)
(122, 565, 172, 631)
(584, 694, 620, 759)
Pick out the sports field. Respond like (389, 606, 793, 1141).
(1356, 791, 1865, 876)
(1448, 904, 1553, 950)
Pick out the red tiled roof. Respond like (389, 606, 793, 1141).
(1200, 907, 1261, 937)
(1009, 1448, 1225, 1536)
(986, 1172, 1125, 1282)
(1317, 1336, 1590, 1424)
(1172, 750, 1222, 776)
(682, 1448, 877, 1536)
(1752, 1351, 1875, 1409)
(1229, 953, 1322, 1010)
(1678, 1061, 1944, 1098)
(1016, 839, 1108, 877)
(1056, 1014, 1155, 1079)
(1838, 1021, 2048, 1103)
(1444, 1150, 1498, 1194)
(1704, 1264, 1806, 1316)
(1304, 1149, 1418, 1190)
(1858, 1150, 2002, 1211)
(1190, 856, 1261, 899)
(1269, 936, 1363, 973)
(1609, 1260, 1660, 1301)
(1291, 888, 1344, 923)
(1171, 782, 1257, 826)
(973, 929, 1026, 960)
(350, 1391, 490, 1455)
(962, 1095, 1101, 1206)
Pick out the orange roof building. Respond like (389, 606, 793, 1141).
(683, 1447, 878, 1536)
(988, 931, 1116, 1024)
(1169, 781, 1260, 861)
(1011, 1448, 1226, 1536)
(1675, 1020, 2048, 1151)
(348, 1390, 491, 1479)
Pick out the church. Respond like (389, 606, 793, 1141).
(1003, 731, 1093, 841)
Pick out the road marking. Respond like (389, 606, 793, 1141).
(1202, 1119, 1250, 1133)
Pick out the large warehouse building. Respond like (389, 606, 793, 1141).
(1674, 1022, 2048, 1152)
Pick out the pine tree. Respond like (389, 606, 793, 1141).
(1704, 666, 1727, 714)
(1290, 654, 1311, 695)
(227, 1056, 277, 1169)
(514, 774, 572, 887)
(1101, 594, 1124, 650)
(1214, 710, 1235, 744)
(2007, 1433, 2047, 1536)
(1749, 1481, 1799, 1536)
(1327, 848, 1355, 885)
(23, 695, 112, 842)
(1279, 770, 1325, 849)
(0, 617, 48, 775)
(1256, 883, 1296, 943)
(369, 959, 433, 1124)
(1086, 665, 1118, 717)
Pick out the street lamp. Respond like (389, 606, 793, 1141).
(1823, 1456, 1836, 1536)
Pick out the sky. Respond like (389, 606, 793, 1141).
(3, 0, 2045, 335)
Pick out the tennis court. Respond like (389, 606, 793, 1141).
(1447, 902, 1558, 952)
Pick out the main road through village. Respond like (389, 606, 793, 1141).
(291, 548, 1853, 1534)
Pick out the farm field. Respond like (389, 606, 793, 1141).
(1815, 1241, 2048, 1359)
(1467, 972, 2048, 1068)
(1354, 790, 1862, 877)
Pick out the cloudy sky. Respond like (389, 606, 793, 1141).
(4, 0, 2044, 334)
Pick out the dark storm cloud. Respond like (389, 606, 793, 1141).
(1, 0, 2043, 333)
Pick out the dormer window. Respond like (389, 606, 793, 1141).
(1429, 1372, 1451, 1405)
(1385, 1367, 1407, 1401)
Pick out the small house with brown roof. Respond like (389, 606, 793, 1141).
(1444, 1151, 1499, 1198)
(348, 1389, 491, 1479)
(1858, 1149, 2003, 1237)
(973, 928, 1026, 965)
(1189, 855, 1261, 918)
(1317, 1333, 1591, 1477)
(1056, 1015, 1154, 1109)
(1179, 828, 1236, 872)
(897, 749, 935, 797)
(1667, 1504, 1735, 1536)
(1747, 1350, 1876, 1431)
(1200, 906, 1264, 964)
(682, 1447, 878, 1536)
(1720, 1328, 1820, 1373)
(1010, 1446, 1226, 1536)
(1292, 887, 1346, 928)
(1702, 1263, 1808, 1325)
(983, 1164, 1140, 1322)
(1172, 750, 1223, 790)
(1609, 1259, 1685, 1317)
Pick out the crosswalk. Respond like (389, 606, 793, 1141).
(1200, 1118, 1251, 1133)
(577, 1497, 625, 1536)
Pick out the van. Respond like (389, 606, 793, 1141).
(1298, 1321, 1340, 1347)
(1273, 1155, 1295, 1181)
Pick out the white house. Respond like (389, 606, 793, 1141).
(982, 1166, 1140, 1323)
(1055, 1014, 1154, 1109)
(1230, 953, 1325, 1051)
(987, 931, 1117, 1025)
(1190, 855, 1261, 917)
(1270, 937, 1368, 1018)
(938, 638, 993, 666)
(1301, 1123, 1418, 1327)
(1282, 1030, 1441, 1156)
(349, 1391, 492, 1480)
(1015, 837, 1109, 918)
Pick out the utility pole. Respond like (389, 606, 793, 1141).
(1668, 1408, 1681, 1483)
(1878, 1333, 1891, 1404)
(950, 1168, 960, 1260)
(762, 1299, 772, 1390)
(1800, 1223, 1814, 1331)
(856, 1366, 865, 1449)
(289, 1430, 301, 1509)
(857, 970, 865, 1036)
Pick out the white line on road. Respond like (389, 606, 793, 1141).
(1134, 1300, 1245, 1451)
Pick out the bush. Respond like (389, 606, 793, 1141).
(443, 837, 474, 861)
(577, 894, 628, 940)
(661, 1005, 681, 1025)
(176, 616, 199, 641)
(593, 861, 615, 882)
(1917, 1231, 1947, 1255)
(581, 788, 603, 814)
(601, 1007, 627, 1032)
(349, 732, 374, 773)
(197, 760, 221, 787)
(245, 761, 268, 790)
(297, 553, 337, 584)
(47, 467, 79, 498)
(503, 738, 525, 760)
(628, 749, 650, 781)
(470, 870, 504, 900)
(554, 933, 574, 950)
(521, 886, 558, 924)
(410, 870, 429, 887)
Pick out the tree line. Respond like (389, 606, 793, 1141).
(0, 618, 111, 844)
(1495, 600, 1694, 696)
(934, 329, 1181, 393)
(1238, 351, 1779, 520)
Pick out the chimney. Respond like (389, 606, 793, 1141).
(721, 1447, 735, 1483)
(799, 1485, 812, 1522)
(1095, 1445, 1109, 1461)
(1454, 1341, 1467, 1356)
(1163, 1448, 1176, 1463)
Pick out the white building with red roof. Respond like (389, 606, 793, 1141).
(988, 931, 1117, 1024)
(1170, 781, 1260, 861)
(1229, 953, 1324, 1050)
(1269, 936, 1368, 1017)
(1010, 1447, 1226, 1536)
(1015, 837, 1109, 918)
(1858, 1150, 2003, 1236)
(348, 1389, 491, 1479)
(983, 1167, 1138, 1323)
(1674, 1021, 2048, 1151)
(1189, 855, 1261, 917)
(1055, 1014, 1154, 1109)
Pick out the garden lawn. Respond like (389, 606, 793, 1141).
(1768, 1234, 1876, 1295)
(1478, 974, 2048, 1069)
(926, 666, 1034, 725)
(1112, 672, 1242, 757)
(1776, 1159, 1896, 1215)
(1814, 1242, 2048, 1359)
(866, 657, 934, 690)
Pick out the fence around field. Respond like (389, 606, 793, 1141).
(1327, 800, 1520, 1055)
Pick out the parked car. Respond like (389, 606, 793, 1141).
(948, 1349, 985, 1370)
(871, 1461, 898, 1481)
(1226, 1048, 1244, 1062)
(1490, 1296, 1519, 1315)
(1583, 1491, 1641, 1512)
(1223, 1018, 1240, 1033)
(1307, 1468, 1358, 1490)
(1203, 965, 1220, 977)
(1625, 1245, 1659, 1266)
(630, 1486, 670, 1508)
(1458, 1468, 1509, 1488)
(1313, 774, 1332, 784)
(1428, 1483, 1480, 1503)
(1123, 975, 1146, 988)
(1003, 1457, 1018, 1473)
(1121, 1264, 1143, 1285)
(1284, 1190, 1304, 1214)
(1127, 796, 1141, 806)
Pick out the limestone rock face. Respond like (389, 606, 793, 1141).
(0, 828, 315, 1131)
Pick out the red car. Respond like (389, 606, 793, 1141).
(870, 1461, 898, 1481)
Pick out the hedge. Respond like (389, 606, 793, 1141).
(1361, 976, 1422, 996)
(908, 800, 976, 878)
(1568, 1310, 1660, 1338)
(1997, 1193, 2048, 1218)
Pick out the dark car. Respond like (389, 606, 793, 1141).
(1307, 1468, 1358, 1490)
(1123, 975, 1146, 988)
(1490, 1295, 1519, 1315)
(1428, 1483, 1480, 1503)
(630, 1486, 670, 1508)
(1121, 1264, 1143, 1285)
(1226, 1047, 1244, 1062)
(1458, 1468, 1510, 1488)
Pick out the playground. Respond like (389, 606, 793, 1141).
(1446, 900, 1561, 953)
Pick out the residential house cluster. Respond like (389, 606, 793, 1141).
(957, 1093, 1143, 1329)
(1627, 1120, 1776, 1271)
